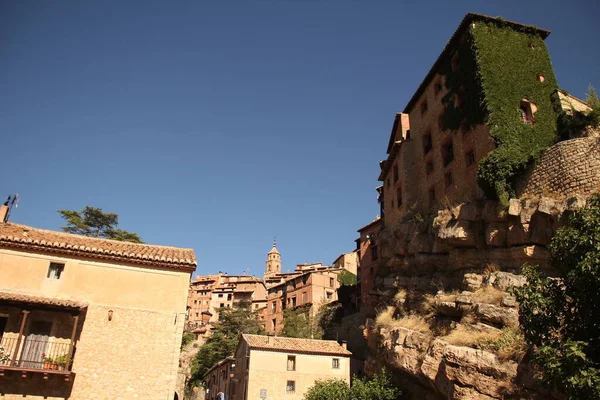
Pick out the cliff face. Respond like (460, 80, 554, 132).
(364, 195, 589, 400)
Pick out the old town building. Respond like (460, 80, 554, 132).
(204, 356, 235, 400)
(231, 334, 351, 400)
(356, 217, 382, 309)
(0, 205, 196, 400)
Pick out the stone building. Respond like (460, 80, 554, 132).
(377, 13, 564, 228)
(355, 217, 382, 309)
(204, 356, 235, 400)
(230, 334, 351, 400)
(332, 251, 358, 276)
(0, 206, 196, 400)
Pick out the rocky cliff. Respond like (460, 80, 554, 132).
(364, 195, 589, 400)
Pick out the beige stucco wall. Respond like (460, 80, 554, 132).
(244, 350, 350, 400)
(0, 248, 191, 400)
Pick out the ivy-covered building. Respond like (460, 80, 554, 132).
(378, 13, 572, 226)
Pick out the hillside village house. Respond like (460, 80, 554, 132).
(0, 205, 196, 400)
(230, 334, 351, 400)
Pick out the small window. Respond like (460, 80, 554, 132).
(326, 292, 333, 300)
(332, 358, 340, 369)
(287, 355, 296, 371)
(423, 134, 432, 155)
(420, 101, 428, 115)
(429, 187, 436, 205)
(393, 164, 399, 183)
(329, 278, 334, 288)
(397, 188, 403, 207)
(371, 245, 378, 261)
(520, 100, 536, 125)
(405, 129, 411, 140)
(272, 302, 276, 312)
(272, 318, 277, 330)
(434, 82, 442, 96)
(195, 313, 198, 317)
(286, 381, 295, 393)
(227, 294, 232, 301)
(47, 263, 64, 279)
(218, 293, 223, 298)
(291, 297, 296, 307)
(442, 141, 454, 166)
(220, 303, 225, 308)
(536, 74, 545, 82)
(466, 151, 476, 166)
(426, 161, 434, 175)
(445, 172, 453, 187)
(194, 300, 197, 304)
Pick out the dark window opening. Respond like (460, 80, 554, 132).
(434, 82, 442, 96)
(423, 134, 432, 155)
(429, 188, 436, 205)
(405, 129, 411, 140)
(286, 381, 295, 393)
(371, 245, 378, 261)
(442, 141, 454, 166)
(520, 100, 536, 125)
(445, 172, 453, 187)
(47, 262, 64, 279)
(393, 164, 399, 183)
(287, 355, 296, 371)
(332, 358, 340, 369)
(426, 161, 434, 175)
(466, 151, 476, 166)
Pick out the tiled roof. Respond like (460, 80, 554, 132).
(0, 222, 197, 270)
(242, 334, 351, 356)
(357, 217, 381, 232)
(0, 288, 88, 310)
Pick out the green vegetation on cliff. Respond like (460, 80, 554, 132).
(513, 194, 600, 399)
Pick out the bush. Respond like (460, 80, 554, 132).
(303, 369, 402, 400)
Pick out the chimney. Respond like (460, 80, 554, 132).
(0, 205, 8, 223)
(341, 340, 347, 350)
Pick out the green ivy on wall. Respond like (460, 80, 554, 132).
(441, 20, 560, 205)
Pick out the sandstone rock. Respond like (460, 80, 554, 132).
(436, 220, 476, 247)
(408, 232, 433, 254)
(520, 199, 539, 223)
(483, 201, 507, 222)
(507, 222, 530, 246)
(435, 301, 462, 317)
(451, 385, 496, 400)
(475, 303, 519, 327)
(456, 203, 481, 221)
(567, 195, 586, 210)
(456, 291, 474, 305)
(508, 198, 522, 216)
(488, 271, 527, 291)
(501, 295, 518, 308)
(383, 276, 396, 288)
(463, 273, 483, 291)
(485, 222, 507, 247)
(530, 213, 554, 245)
(537, 197, 556, 215)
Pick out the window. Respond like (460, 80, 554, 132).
(423, 134, 432, 155)
(326, 292, 333, 300)
(371, 245, 378, 261)
(286, 381, 295, 393)
(420, 100, 428, 115)
(466, 151, 476, 166)
(442, 141, 454, 166)
(434, 82, 442, 96)
(194, 300, 197, 304)
(272, 302, 276, 312)
(426, 161, 434, 175)
(332, 358, 340, 369)
(291, 297, 296, 307)
(445, 172, 453, 187)
(397, 188, 403, 208)
(47, 262, 64, 279)
(393, 164, 399, 183)
(218, 293, 223, 298)
(520, 99, 537, 125)
(195, 313, 198, 317)
(405, 129, 411, 140)
(272, 318, 277, 331)
(227, 294, 232, 301)
(220, 303, 225, 308)
(536, 74, 545, 82)
(287, 355, 296, 371)
(429, 187, 436, 205)
(329, 278, 334, 288)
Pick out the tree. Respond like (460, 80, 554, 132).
(58, 206, 143, 243)
(586, 84, 600, 110)
(188, 302, 264, 389)
(513, 194, 600, 399)
(303, 369, 402, 400)
(281, 306, 322, 339)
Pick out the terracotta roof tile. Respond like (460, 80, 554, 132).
(242, 334, 351, 356)
(0, 288, 88, 310)
(0, 222, 196, 270)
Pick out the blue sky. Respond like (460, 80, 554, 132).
(2, 1, 599, 278)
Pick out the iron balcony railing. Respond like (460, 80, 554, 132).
(0, 336, 73, 371)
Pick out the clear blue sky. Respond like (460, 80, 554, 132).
(2, 1, 599, 278)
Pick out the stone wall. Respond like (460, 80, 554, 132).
(518, 137, 600, 198)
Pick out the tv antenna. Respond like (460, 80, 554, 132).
(3, 193, 19, 222)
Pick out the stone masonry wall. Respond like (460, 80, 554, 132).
(518, 137, 600, 198)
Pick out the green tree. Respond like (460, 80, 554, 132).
(188, 302, 264, 389)
(58, 206, 143, 243)
(586, 84, 600, 110)
(337, 270, 358, 286)
(281, 306, 322, 339)
(513, 194, 600, 399)
(303, 369, 402, 400)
